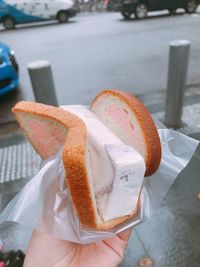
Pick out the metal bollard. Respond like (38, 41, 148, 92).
(164, 40, 191, 128)
(28, 60, 58, 106)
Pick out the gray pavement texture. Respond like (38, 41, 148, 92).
(0, 11, 200, 267)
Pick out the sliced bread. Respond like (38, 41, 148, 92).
(90, 89, 161, 176)
(12, 101, 98, 228)
(12, 101, 145, 230)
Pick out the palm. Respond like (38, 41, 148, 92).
(66, 235, 127, 267)
(24, 230, 131, 267)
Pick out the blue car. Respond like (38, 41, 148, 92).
(0, 42, 19, 96)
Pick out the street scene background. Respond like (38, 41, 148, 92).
(0, 5, 200, 267)
(1, 9, 200, 123)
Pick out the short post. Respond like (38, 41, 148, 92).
(28, 60, 58, 106)
(164, 40, 191, 128)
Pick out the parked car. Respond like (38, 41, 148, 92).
(0, 0, 76, 30)
(0, 43, 19, 96)
(106, 0, 199, 19)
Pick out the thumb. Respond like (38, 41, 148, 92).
(117, 228, 132, 243)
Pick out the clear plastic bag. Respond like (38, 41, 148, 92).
(0, 129, 199, 244)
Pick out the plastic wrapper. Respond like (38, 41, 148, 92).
(0, 129, 199, 244)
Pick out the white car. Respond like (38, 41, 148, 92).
(0, 0, 76, 29)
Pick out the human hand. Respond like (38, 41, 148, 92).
(24, 229, 132, 267)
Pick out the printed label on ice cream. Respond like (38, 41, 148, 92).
(118, 170, 137, 189)
(105, 144, 146, 191)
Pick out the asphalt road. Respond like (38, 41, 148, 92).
(1, 10, 200, 122)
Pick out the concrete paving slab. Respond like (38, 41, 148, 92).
(0, 122, 21, 140)
(152, 103, 200, 140)
(137, 88, 200, 114)
(135, 195, 200, 267)
(0, 133, 26, 148)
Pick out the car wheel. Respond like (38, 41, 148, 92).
(3, 16, 15, 30)
(121, 11, 132, 19)
(135, 3, 148, 19)
(168, 9, 175, 15)
(186, 0, 197, 13)
(57, 11, 68, 23)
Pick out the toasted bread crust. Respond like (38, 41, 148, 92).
(96, 207, 137, 230)
(90, 89, 161, 176)
(62, 127, 98, 228)
(12, 101, 98, 228)
(12, 101, 83, 159)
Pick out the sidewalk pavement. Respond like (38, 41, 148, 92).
(0, 87, 200, 266)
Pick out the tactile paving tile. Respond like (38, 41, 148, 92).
(182, 103, 200, 130)
(0, 142, 41, 183)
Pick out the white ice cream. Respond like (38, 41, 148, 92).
(62, 105, 146, 222)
